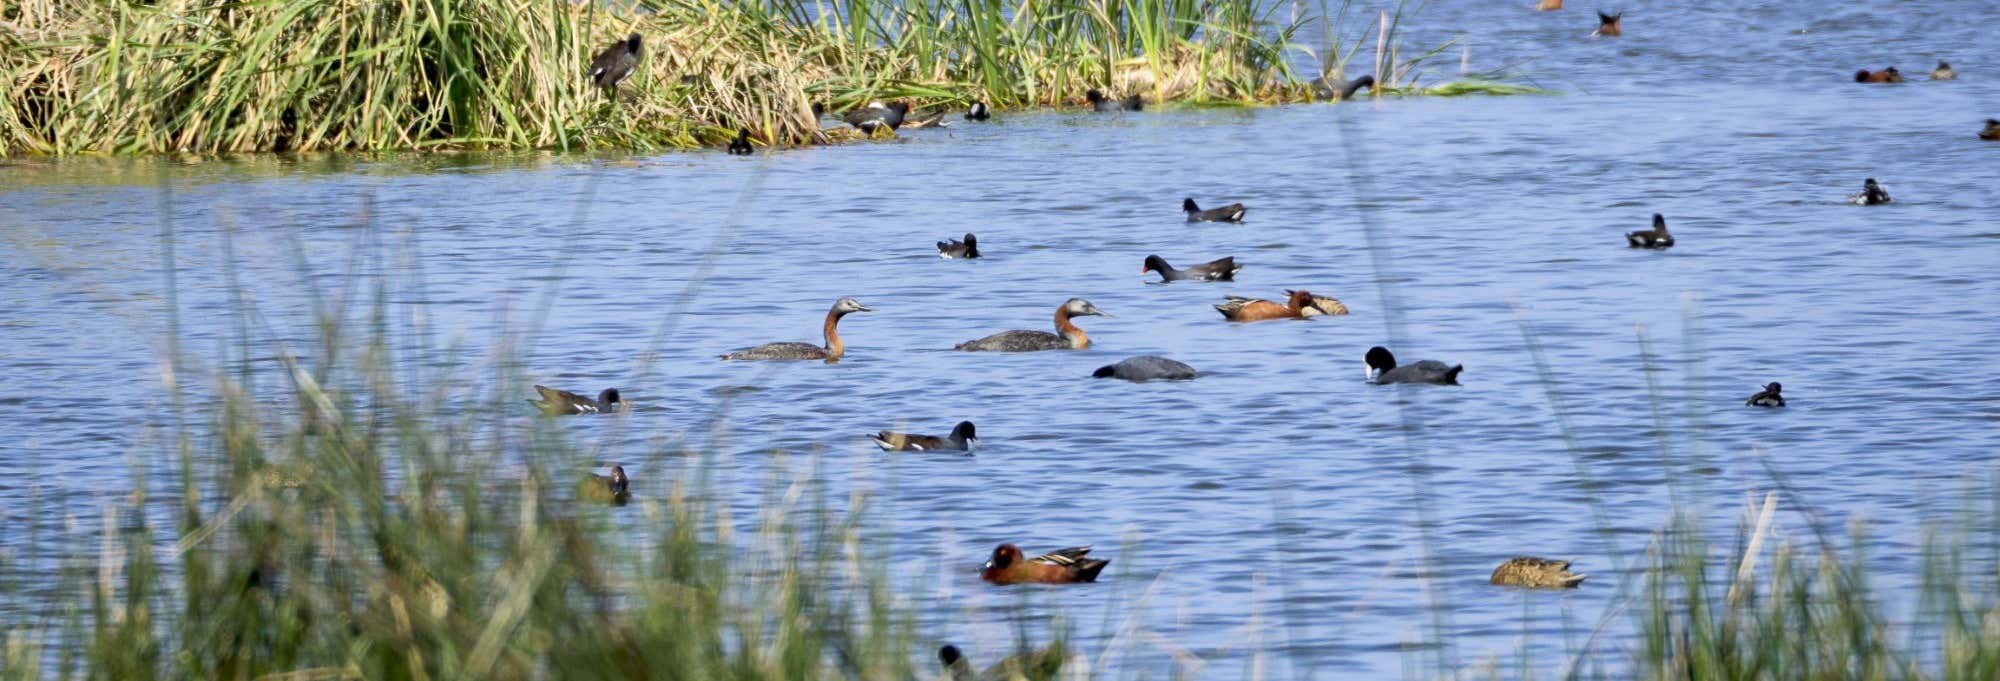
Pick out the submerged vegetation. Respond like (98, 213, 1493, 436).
(0, 0, 1498, 155)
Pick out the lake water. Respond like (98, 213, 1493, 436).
(4, 1, 1999, 677)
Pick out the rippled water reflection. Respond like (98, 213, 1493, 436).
(5, 2, 1999, 677)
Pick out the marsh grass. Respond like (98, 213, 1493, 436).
(2, 0, 1501, 156)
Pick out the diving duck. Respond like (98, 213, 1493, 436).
(938, 643, 1065, 681)
(1143, 254, 1241, 282)
(981, 544, 1110, 584)
(843, 101, 911, 134)
(1592, 11, 1621, 37)
(1085, 89, 1144, 112)
(589, 33, 643, 95)
(726, 128, 753, 155)
(1490, 557, 1586, 588)
(581, 465, 631, 506)
(1855, 67, 1904, 83)
(1365, 346, 1463, 385)
(1092, 356, 1197, 381)
(528, 386, 622, 415)
(1311, 74, 1376, 100)
(871, 421, 977, 451)
(1746, 382, 1785, 407)
(1214, 289, 1317, 322)
(938, 233, 981, 259)
(1931, 61, 1956, 80)
(1626, 213, 1674, 249)
(955, 298, 1108, 351)
(965, 101, 992, 120)
(1183, 197, 1247, 223)
(1849, 178, 1891, 205)
(720, 297, 874, 361)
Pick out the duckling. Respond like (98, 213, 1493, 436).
(956, 298, 1108, 351)
(1536, 0, 1563, 10)
(528, 386, 623, 416)
(1746, 382, 1785, 407)
(965, 101, 992, 121)
(720, 297, 874, 361)
(1490, 557, 1586, 588)
(982, 544, 1110, 585)
(1311, 74, 1376, 100)
(1849, 178, 1892, 205)
(1930, 61, 1956, 80)
(843, 101, 911, 134)
(581, 465, 631, 506)
(938, 233, 981, 259)
(1286, 290, 1350, 316)
(589, 33, 643, 96)
(871, 421, 977, 451)
(1365, 346, 1463, 385)
(1183, 197, 1247, 223)
(1855, 67, 1904, 83)
(1085, 89, 1145, 112)
(1215, 289, 1317, 322)
(1592, 10, 1622, 37)
(938, 643, 1065, 681)
(1093, 356, 1197, 381)
(1142, 254, 1241, 282)
(1626, 213, 1674, 249)
(1980, 119, 1999, 140)
(726, 128, 754, 155)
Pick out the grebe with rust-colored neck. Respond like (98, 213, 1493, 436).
(720, 297, 874, 361)
(955, 298, 1108, 351)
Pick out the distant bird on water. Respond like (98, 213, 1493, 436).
(528, 386, 623, 416)
(1626, 213, 1674, 249)
(1855, 67, 1903, 83)
(1085, 89, 1144, 112)
(590, 33, 643, 95)
(726, 128, 754, 155)
(1311, 74, 1376, 100)
(1592, 11, 1622, 37)
(1183, 197, 1246, 223)
(1930, 61, 1956, 80)
(965, 101, 992, 120)
(1746, 382, 1786, 407)
(1490, 557, 1586, 588)
(1849, 178, 1891, 205)
(937, 233, 981, 259)
(1982, 119, 2000, 141)
(1535, 0, 1563, 10)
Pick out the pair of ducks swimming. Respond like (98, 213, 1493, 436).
(1856, 61, 1957, 83)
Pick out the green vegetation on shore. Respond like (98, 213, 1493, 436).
(1, 0, 1498, 156)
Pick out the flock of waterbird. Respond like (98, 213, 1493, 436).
(552, 6, 1997, 672)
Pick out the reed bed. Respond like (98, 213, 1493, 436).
(1, 0, 1489, 155)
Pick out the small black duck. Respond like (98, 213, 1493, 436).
(939, 643, 1065, 681)
(1365, 346, 1462, 385)
(1746, 382, 1786, 407)
(1855, 67, 1904, 83)
(938, 233, 981, 259)
(843, 101, 911, 134)
(1142, 254, 1240, 282)
(1311, 74, 1376, 100)
(1592, 11, 1622, 37)
(1183, 197, 1247, 223)
(1930, 61, 1956, 80)
(1626, 213, 1674, 249)
(726, 128, 753, 155)
(581, 465, 631, 505)
(1085, 89, 1144, 112)
(589, 33, 643, 94)
(871, 420, 977, 451)
(528, 386, 622, 415)
(1092, 356, 1197, 381)
(1849, 178, 1891, 205)
(965, 101, 992, 120)
(1490, 557, 1586, 588)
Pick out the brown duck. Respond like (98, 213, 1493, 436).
(1215, 289, 1318, 322)
(1490, 557, 1586, 588)
(981, 544, 1110, 585)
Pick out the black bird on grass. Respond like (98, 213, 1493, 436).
(590, 33, 643, 95)
(727, 128, 754, 155)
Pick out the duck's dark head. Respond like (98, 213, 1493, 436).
(1652, 213, 1668, 232)
(1085, 89, 1108, 105)
(1287, 289, 1315, 310)
(1365, 345, 1397, 380)
(1938, 61, 1951, 70)
(609, 465, 629, 494)
(952, 421, 977, 442)
(598, 388, 622, 409)
(736, 128, 751, 141)
(1854, 69, 1871, 83)
(624, 33, 642, 53)
(962, 233, 977, 248)
(1597, 10, 1621, 25)
(1863, 177, 1879, 187)
(986, 543, 1022, 570)
(1141, 254, 1169, 273)
(1093, 365, 1117, 378)
(1886, 67, 1902, 77)
(811, 101, 825, 117)
(1182, 197, 1200, 213)
(939, 645, 965, 668)
(1764, 382, 1782, 393)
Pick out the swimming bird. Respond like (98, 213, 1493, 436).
(1849, 178, 1891, 205)
(1143, 254, 1241, 282)
(1626, 213, 1674, 249)
(1365, 346, 1463, 385)
(1746, 382, 1785, 407)
(1855, 67, 1903, 83)
(726, 128, 753, 155)
(981, 544, 1110, 585)
(1592, 10, 1622, 36)
(1085, 89, 1144, 112)
(1183, 197, 1247, 223)
(843, 101, 911, 134)
(581, 465, 631, 505)
(938, 643, 1065, 681)
(1490, 557, 1586, 588)
(528, 386, 622, 415)
(1536, 0, 1562, 10)
(589, 33, 643, 95)
(965, 101, 992, 120)
(938, 233, 981, 259)
(1215, 289, 1318, 322)
(1287, 290, 1351, 316)
(871, 421, 977, 451)
(720, 297, 874, 361)
(1983, 119, 2000, 140)
(1931, 61, 1956, 80)
(955, 298, 1108, 351)
(1093, 356, 1197, 381)
(1312, 74, 1377, 100)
